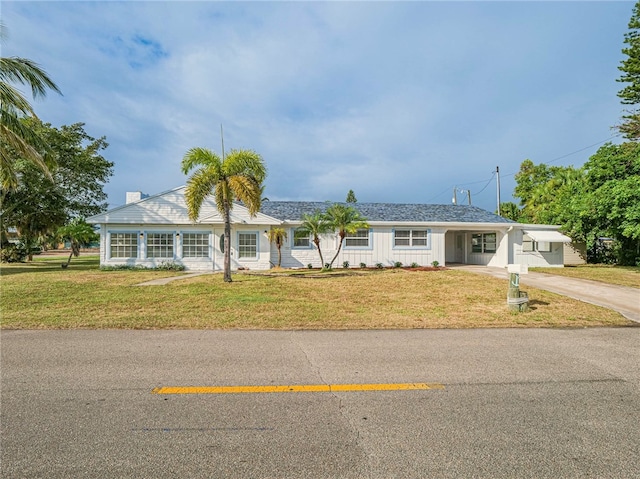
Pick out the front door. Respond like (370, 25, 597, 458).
(455, 234, 465, 263)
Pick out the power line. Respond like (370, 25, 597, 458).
(427, 134, 622, 203)
(501, 134, 621, 179)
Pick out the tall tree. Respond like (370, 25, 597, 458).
(181, 147, 266, 282)
(345, 189, 357, 203)
(580, 142, 640, 264)
(1, 120, 112, 253)
(267, 227, 287, 268)
(298, 211, 332, 267)
(0, 23, 62, 189)
(324, 204, 368, 269)
(617, 1, 640, 140)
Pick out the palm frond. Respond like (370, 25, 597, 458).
(228, 175, 262, 216)
(181, 147, 222, 175)
(222, 149, 267, 183)
(0, 57, 62, 99)
(184, 167, 220, 222)
(0, 81, 35, 116)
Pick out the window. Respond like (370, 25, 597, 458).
(471, 233, 497, 254)
(147, 233, 174, 258)
(345, 229, 370, 248)
(523, 235, 551, 253)
(182, 233, 209, 258)
(110, 233, 138, 258)
(394, 229, 429, 248)
(238, 232, 258, 259)
(293, 228, 311, 248)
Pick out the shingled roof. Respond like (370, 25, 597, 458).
(259, 202, 514, 224)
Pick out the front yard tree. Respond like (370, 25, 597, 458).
(267, 227, 287, 268)
(324, 204, 368, 269)
(1, 120, 112, 254)
(0, 23, 62, 190)
(181, 147, 266, 282)
(617, 1, 640, 140)
(298, 211, 331, 268)
(57, 218, 98, 267)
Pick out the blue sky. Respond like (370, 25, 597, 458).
(3, 1, 634, 212)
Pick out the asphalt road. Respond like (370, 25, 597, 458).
(2, 328, 639, 478)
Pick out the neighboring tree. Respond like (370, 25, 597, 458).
(324, 204, 369, 269)
(579, 142, 640, 264)
(510, 143, 640, 265)
(181, 147, 266, 282)
(346, 189, 357, 203)
(298, 210, 332, 267)
(498, 202, 524, 222)
(617, 1, 640, 140)
(1, 120, 112, 254)
(0, 23, 62, 190)
(56, 218, 99, 267)
(267, 227, 287, 268)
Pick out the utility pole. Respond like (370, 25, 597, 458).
(452, 187, 457, 205)
(496, 166, 501, 216)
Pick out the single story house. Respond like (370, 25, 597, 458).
(87, 186, 574, 271)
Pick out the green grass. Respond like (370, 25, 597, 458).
(1, 257, 634, 329)
(530, 264, 640, 288)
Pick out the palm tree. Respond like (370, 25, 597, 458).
(181, 147, 266, 282)
(324, 204, 369, 269)
(1, 23, 62, 190)
(57, 218, 98, 268)
(267, 227, 287, 268)
(298, 211, 332, 268)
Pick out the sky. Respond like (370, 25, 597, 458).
(2, 0, 634, 212)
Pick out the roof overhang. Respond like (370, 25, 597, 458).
(523, 230, 572, 243)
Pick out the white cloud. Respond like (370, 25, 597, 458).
(2, 0, 632, 209)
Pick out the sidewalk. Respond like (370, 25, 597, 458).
(451, 265, 640, 323)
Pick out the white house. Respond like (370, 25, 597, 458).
(87, 186, 573, 271)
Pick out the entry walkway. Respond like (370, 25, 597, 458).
(451, 265, 640, 323)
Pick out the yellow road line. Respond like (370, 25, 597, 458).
(152, 383, 444, 395)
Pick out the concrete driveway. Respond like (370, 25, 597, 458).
(451, 265, 640, 323)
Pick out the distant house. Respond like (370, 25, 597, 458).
(87, 186, 573, 271)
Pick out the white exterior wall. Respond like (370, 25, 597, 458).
(278, 227, 439, 268)
(98, 224, 272, 271)
(511, 229, 564, 267)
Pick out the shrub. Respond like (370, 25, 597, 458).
(342, 261, 350, 269)
(375, 262, 384, 269)
(359, 262, 367, 268)
(410, 262, 419, 268)
(307, 263, 313, 269)
(100, 263, 185, 271)
(156, 261, 186, 271)
(0, 243, 28, 263)
(394, 261, 403, 268)
(431, 260, 440, 268)
(323, 263, 332, 271)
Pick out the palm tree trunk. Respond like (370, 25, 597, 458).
(328, 233, 345, 268)
(314, 237, 324, 267)
(223, 201, 232, 282)
(277, 245, 282, 267)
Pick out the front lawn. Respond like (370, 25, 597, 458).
(530, 264, 640, 288)
(0, 257, 633, 329)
